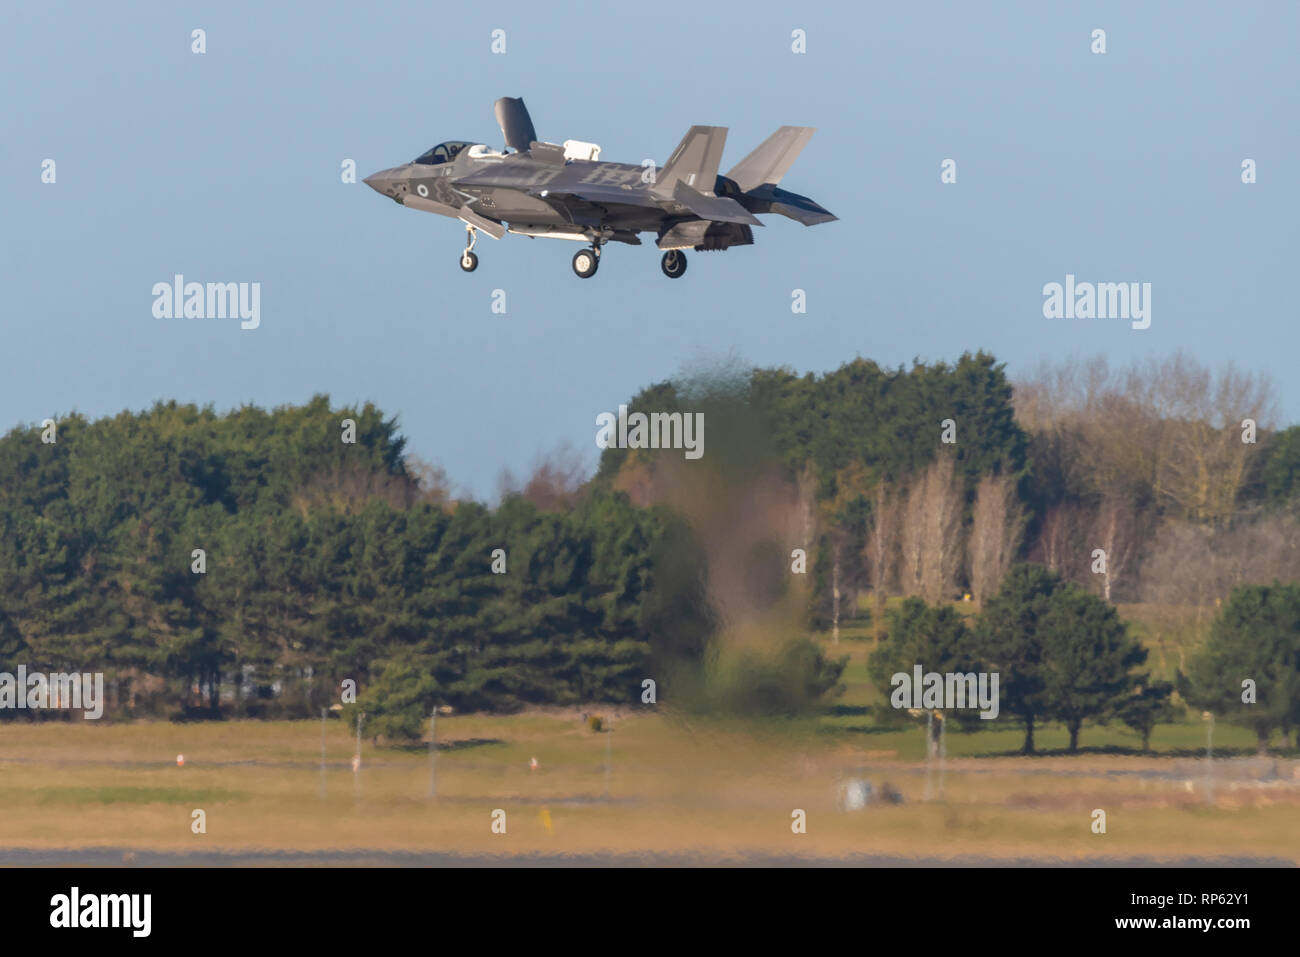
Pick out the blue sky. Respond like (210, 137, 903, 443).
(4, 1, 1297, 498)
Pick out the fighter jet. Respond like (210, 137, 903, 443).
(363, 97, 836, 279)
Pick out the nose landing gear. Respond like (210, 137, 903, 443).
(460, 225, 479, 272)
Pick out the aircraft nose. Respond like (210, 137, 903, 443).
(363, 169, 395, 195)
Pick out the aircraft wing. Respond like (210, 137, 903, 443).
(531, 182, 761, 225)
(669, 182, 762, 225)
(528, 184, 665, 210)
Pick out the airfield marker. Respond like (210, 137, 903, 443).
(354, 712, 364, 803)
(907, 708, 930, 801)
(924, 711, 934, 801)
(938, 711, 946, 800)
(603, 722, 612, 799)
(428, 711, 437, 799)
(1202, 711, 1215, 807)
(319, 708, 327, 800)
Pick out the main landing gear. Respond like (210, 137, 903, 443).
(460, 225, 479, 272)
(571, 244, 601, 279)
(660, 250, 688, 279)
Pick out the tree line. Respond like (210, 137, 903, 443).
(596, 351, 1300, 631)
(870, 565, 1300, 754)
(595, 351, 1300, 750)
(0, 397, 712, 728)
(4, 349, 1297, 742)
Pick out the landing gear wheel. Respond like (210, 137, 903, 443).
(572, 248, 599, 279)
(660, 250, 688, 279)
(459, 225, 479, 273)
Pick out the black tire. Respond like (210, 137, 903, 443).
(572, 248, 599, 279)
(660, 250, 687, 279)
(460, 251, 478, 272)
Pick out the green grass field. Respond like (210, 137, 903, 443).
(1, 706, 1295, 863)
(3, 601, 1294, 864)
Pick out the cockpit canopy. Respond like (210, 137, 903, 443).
(414, 141, 473, 165)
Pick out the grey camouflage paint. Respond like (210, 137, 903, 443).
(363, 97, 836, 273)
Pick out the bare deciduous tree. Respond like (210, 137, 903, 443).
(1090, 491, 1147, 602)
(899, 455, 963, 603)
(520, 443, 589, 511)
(864, 482, 899, 640)
(1146, 357, 1275, 526)
(1032, 502, 1090, 581)
(1140, 512, 1300, 618)
(1015, 353, 1277, 526)
(499, 444, 591, 511)
(968, 472, 1026, 605)
(405, 455, 453, 506)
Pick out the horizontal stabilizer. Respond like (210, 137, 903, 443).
(670, 181, 762, 225)
(726, 126, 816, 191)
(741, 184, 837, 226)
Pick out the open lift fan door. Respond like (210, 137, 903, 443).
(494, 97, 538, 152)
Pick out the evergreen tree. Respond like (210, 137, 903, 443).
(1036, 584, 1146, 751)
(1181, 583, 1300, 753)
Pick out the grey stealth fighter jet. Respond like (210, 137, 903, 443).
(363, 97, 836, 279)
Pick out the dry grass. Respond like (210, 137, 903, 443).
(1, 713, 1296, 863)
